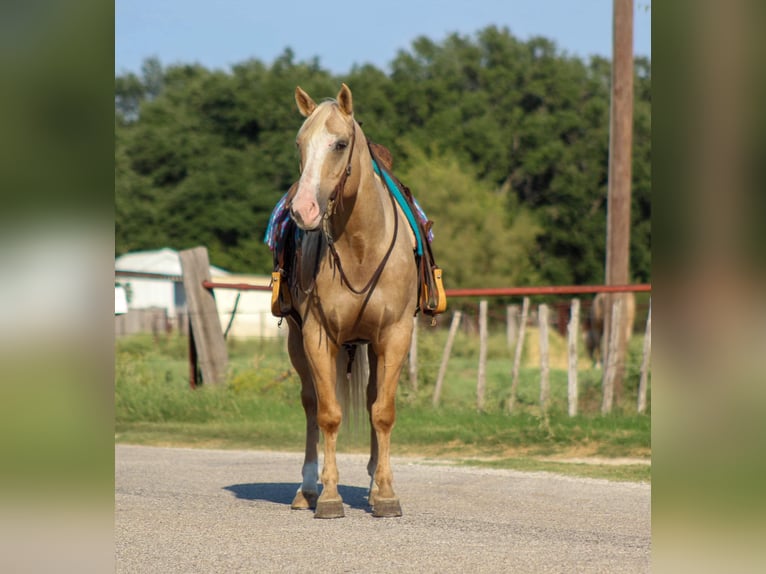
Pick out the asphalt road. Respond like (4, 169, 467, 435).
(116, 444, 650, 573)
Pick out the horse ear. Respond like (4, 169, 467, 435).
(295, 86, 317, 117)
(337, 83, 353, 116)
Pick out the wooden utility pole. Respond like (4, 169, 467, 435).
(603, 0, 634, 400)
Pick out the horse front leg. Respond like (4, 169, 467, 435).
(292, 381, 320, 510)
(303, 331, 344, 519)
(369, 329, 411, 518)
(287, 322, 319, 510)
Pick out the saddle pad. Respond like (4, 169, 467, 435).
(371, 159, 424, 256)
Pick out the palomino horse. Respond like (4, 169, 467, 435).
(285, 84, 418, 518)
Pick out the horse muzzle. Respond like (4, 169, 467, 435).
(289, 195, 323, 230)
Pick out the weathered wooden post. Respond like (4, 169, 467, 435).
(409, 315, 418, 392)
(507, 297, 530, 413)
(180, 247, 228, 386)
(601, 297, 623, 413)
(538, 304, 550, 412)
(637, 299, 651, 414)
(433, 310, 462, 407)
(507, 304, 519, 353)
(477, 300, 488, 411)
(567, 298, 580, 417)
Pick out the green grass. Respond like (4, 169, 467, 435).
(452, 457, 651, 482)
(116, 331, 651, 482)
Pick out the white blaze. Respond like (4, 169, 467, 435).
(291, 125, 335, 229)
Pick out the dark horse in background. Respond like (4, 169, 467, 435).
(585, 292, 636, 368)
(279, 84, 420, 518)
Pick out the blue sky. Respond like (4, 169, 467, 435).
(115, 0, 651, 76)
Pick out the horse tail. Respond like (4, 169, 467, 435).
(335, 343, 370, 435)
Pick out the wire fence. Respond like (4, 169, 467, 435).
(115, 267, 651, 414)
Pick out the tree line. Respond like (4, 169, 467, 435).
(115, 25, 650, 287)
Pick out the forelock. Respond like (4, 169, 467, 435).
(298, 100, 351, 139)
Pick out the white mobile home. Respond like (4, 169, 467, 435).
(115, 247, 229, 320)
(115, 248, 282, 338)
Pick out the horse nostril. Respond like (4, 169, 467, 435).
(289, 205, 306, 227)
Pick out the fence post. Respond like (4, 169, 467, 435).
(188, 320, 198, 389)
(180, 247, 229, 386)
(637, 299, 651, 413)
(507, 297, 530, 413)
(409, 315, 418, 392)
(567, 298, 580, 416)
(477, 300, 488, 411)
(433, 310, 462, 407)
(506, 304, 519, 353)
(601, 297, 623, 413)
(538, 304, 550, 411)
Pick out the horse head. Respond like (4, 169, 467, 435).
(289, 83, 357, 231)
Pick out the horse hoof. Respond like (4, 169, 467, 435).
(315, 498, 345, 519)
(372, 498, 402, 518)
(291, 490, 318, 510)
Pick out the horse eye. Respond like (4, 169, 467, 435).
(334, 141, 348, 152)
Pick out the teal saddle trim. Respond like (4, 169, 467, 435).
(372, 158, 424, 256)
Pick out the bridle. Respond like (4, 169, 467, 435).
(321, 118, 356, 232)
(318, 118, 400, 301)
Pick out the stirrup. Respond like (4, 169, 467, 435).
(270, 270, 292, 317)
(421, 267, 447, 316)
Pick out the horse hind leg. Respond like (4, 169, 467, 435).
(287, 322, 319, 510)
